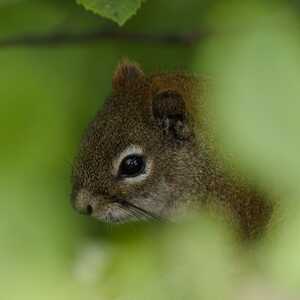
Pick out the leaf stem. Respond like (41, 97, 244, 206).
(0, 29, 210, 48)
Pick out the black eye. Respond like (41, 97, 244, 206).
(119, 155, 146, 177)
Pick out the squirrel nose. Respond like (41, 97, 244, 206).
(76, 203, 94, 215)
(86, 204, 93, 215)
(73, 189, 96, 216)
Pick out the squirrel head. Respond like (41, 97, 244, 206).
(71, 60, 204, 223)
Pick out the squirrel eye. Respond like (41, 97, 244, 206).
(119, 154, 146, 178)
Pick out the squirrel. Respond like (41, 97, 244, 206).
(71, 60, 273, 240)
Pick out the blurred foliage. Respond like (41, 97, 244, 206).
(199, 4, 300, 196)
(1, 0, 300, 300)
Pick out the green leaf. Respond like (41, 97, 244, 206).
(76, 0, 145, 26)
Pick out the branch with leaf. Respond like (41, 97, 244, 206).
(0, 1, 210, 48)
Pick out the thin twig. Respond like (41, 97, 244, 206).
(0, 30, 209, 48)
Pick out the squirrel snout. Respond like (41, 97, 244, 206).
(73, 189, 97, 216)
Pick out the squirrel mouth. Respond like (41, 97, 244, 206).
(94, 199, 163, 223)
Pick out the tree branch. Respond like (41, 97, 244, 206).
(0, 29, 209, 48)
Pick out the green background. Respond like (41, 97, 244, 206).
(1, 1, 300, 299)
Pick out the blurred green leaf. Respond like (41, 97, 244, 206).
(197, 5, 300, 196)
(76, 0, 146, 25)
(262, 204, 300, 292)
(102, 217, 237, 300)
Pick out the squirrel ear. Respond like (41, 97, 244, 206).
(112, 59, 144, 90)
(152, 90, 192, 141)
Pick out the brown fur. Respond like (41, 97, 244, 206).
(71, 60, 272, 239)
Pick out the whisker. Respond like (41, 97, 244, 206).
(128, 206, 153, 220)
(117, 204, 145, 221)
(117, 205, 140, 220)
(118, 199, 164, 222)
(130, 204, 163, 222)
(127, 207, 149, 221)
